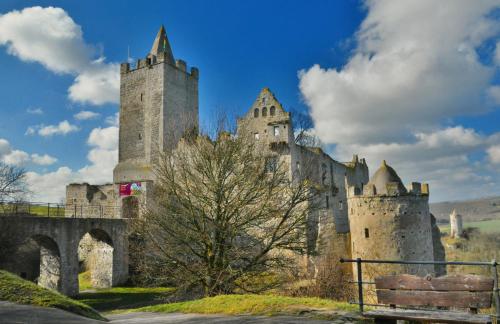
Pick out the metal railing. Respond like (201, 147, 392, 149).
(340, 257, 500, 320)
(0, 201, 120, 218)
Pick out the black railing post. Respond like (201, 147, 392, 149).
(492, 259, 500, 322)
(47, 203, 50, 217)
(73, 204, 77, 218)
(356, 257, 364, 313)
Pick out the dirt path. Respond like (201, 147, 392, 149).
(0, 301, 364, 324)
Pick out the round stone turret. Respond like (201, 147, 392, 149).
(348, 161, 438, 283)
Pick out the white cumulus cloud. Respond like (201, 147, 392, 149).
(488, 145, 500, 164)
(31, 153, 57, 166)
(24, 125, 118, 202)
(0, 138, 58, 166)
(27, 120, 80, 137)
(0, 6, 119, 105)
(74, 110, 100, 120)
(299, 0, 500, 201)
(26, 107, 43, 115)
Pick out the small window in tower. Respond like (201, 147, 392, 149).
(140, 93, 143, 101)
(270, 106, 276, 116)
(262, 107, 268, 117)
(339, 200, 343, 210)
(274, 126, 280, 137)
(254, 132, 260, 140)
(325, 195, 329, 208)
(364, 228, 370, 238)
(254, 108, 259, 118)
(296, 161, 300, 172)
(138, 133, 142, 140)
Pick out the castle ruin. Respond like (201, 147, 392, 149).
(66, 26, 444, 283)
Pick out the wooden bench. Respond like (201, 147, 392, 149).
(364, 274, 495, 323)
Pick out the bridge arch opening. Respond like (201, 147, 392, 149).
(31, 235, 61, 291)
(78, 229, 114, 290)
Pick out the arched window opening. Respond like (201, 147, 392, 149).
(254, 108, 259, 118)
(270, 106, 276, 116)
(262, 107, 268, 117)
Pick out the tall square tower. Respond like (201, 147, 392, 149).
(113, 26, 199, 184)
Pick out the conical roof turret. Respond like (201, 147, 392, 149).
(369, 160, 407, 195)
(150, 25, 174, 63)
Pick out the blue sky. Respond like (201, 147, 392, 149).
(0, 0, 499, 203)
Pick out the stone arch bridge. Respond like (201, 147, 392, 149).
(0, 216, 128, 296)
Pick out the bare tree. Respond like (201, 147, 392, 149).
(132, 126, 320, 296)
(0, 162, 27, 203)
(290, 108, 321, 148)
(0, 162, 28, 264)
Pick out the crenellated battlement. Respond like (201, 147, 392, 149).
(120, 57, 199, 79)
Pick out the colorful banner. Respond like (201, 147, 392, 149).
(119, 182, 143, 196)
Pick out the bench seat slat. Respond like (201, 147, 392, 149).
(375, 274, 493, 291)
(364, 309, 492, 324)
(377, 290, 492, 308)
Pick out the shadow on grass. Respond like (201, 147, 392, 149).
(77, 287, 175, 312)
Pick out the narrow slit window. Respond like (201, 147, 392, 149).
(274, 126, 280, 137)
(364, 228, 370, 238)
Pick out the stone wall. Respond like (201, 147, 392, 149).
(237, 88, 370, 277)
(0, 216, 128, 296)
(65, 183, 119, 218)
(114, 57, 198, 185)
(348, 195, 435, 281)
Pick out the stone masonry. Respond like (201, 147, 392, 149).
(0, 216, 128, 296)
(64, 26, 445, 285)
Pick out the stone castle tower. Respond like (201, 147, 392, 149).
(450, 209, 463, 238)
(347, 161, 440, 279)
(113, 25, 199, 185)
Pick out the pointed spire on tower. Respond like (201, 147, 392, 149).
(150, 25, 174, 63)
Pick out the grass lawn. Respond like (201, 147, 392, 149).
(77, 271, 174, 312)
(118, 294, 357, 317)
(0, 203, 63, 217)
(439, 219, 500, 234)
(0, 270, 105, 321)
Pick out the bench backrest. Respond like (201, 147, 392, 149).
(374, 274, 494, 309)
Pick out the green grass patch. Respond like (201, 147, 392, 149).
(439, 219, 500, 234)
(120, 294, 357, 316)
(0, 270, 105, 321)
(77, 286, 175, 312)
(79, 271, 93, 291)
(0, 203, 63, 217)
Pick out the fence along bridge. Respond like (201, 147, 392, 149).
(0, 212, 128, 296)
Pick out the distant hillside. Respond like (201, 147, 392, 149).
(430, 196, 500, 222)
